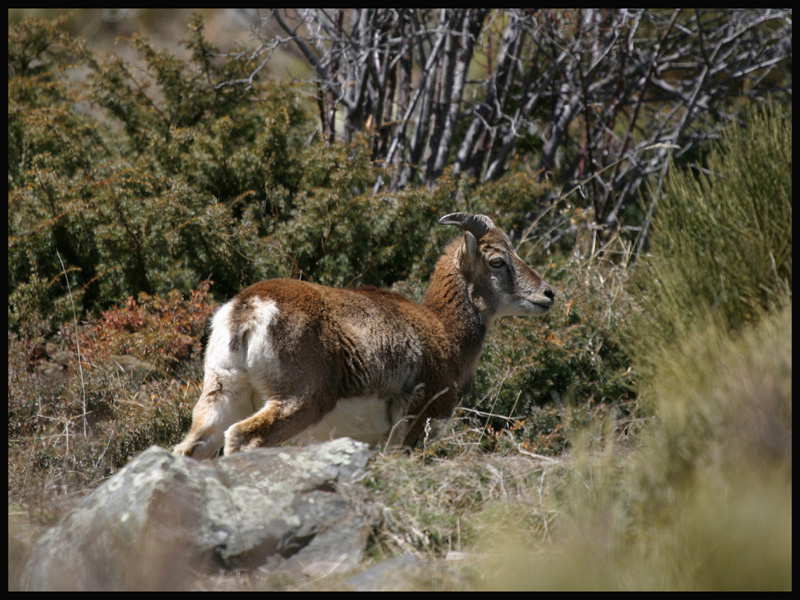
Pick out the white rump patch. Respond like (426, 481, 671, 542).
(240, 296, 281, 373)
(203, 296, 281, 371)
(204, 301, 240, 370)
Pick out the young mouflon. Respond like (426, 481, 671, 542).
(174, 212, 554, 458)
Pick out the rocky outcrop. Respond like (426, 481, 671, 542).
(21, 439, 373, 590)
(347, 553, 422, 591)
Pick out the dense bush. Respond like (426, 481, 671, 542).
(9, 16, 309, 331)
(8, 17, 492, 335)
(630, 103, 792, 387)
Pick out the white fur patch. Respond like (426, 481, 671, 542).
(204, 301, 240, 370)
(292, 396, 392, 447)
(239, 296, 281, 373)
(202, 296, 281, 418)
(204, 297, 280, 369)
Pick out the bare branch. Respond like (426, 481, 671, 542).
(219, 8, 790, 251)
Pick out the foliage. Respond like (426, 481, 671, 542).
(8, 282, 215, 507)
(630, 103, 792, 386)
(269, 140, 453, 288)
(9, 15, 309, 333)
(472, 298, 791, 591)
(9, 16, 483, 335)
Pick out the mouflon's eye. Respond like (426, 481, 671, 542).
(489, 257, 505, 268)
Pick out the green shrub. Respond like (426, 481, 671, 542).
(272, 167, 471, 289)
(631, 103, 792, 385)
(8, 16, 311, 333)
(475, 297, 791, 591)
(8, 16, 470, 335)
(455, 107, 793, 590)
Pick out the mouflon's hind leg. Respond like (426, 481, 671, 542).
(224, 394, 334, 455)
(173, 368, 254, 459)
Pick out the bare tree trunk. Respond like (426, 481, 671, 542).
(234, 9, 790, 249)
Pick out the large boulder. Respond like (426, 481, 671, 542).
(21, 438, 373, 590)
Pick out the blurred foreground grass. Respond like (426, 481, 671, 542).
(465, 301, 791, 591)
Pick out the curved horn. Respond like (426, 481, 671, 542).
(438, 212, 495, 239)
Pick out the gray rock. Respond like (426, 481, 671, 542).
(21, 438, 373, 590)
(347, 553, 422, 591)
